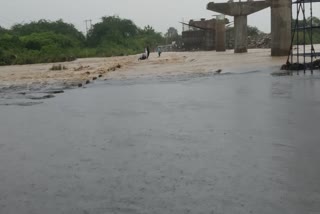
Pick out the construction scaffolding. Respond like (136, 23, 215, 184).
(285, 0, 320, 74)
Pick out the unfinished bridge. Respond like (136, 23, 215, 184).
(207, 0, 291, 56)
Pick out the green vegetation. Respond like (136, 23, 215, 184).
(293, 17, 320, 44)
(86, 16, 164, 57)
(226, 25, 266, 39)
(0, 16, 165, 65)
(225, 16, 320, 48)
(2, 15, 320, 65)
(226, 25, 266, 49)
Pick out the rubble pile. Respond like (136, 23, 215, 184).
(248, 34, 271, 49)
(276, 59, 320, 75)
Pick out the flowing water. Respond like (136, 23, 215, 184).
(1, 69, 320, 214)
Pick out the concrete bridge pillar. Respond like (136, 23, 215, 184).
(271, 0, 291, 56)
(234, 15, 248, 53)
(216, 17, 226, 52)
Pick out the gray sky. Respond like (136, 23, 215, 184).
(0, 0, 319, 34)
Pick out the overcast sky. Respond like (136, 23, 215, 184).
(0, 0, 320, 35)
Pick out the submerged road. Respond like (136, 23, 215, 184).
(0, 70, 320, 214)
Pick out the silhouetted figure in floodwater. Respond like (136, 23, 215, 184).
(157, 47, 162, 57)
(146, 46, 150, 59)
(138, 53, 147, 60)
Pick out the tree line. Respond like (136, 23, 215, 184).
(3, 15, 318, 66)
(0, 16, 168, 65)
(292, 16, 320, 44)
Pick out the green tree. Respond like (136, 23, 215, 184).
(0, 33, 22, 50)
(164, 27, 179, 44)
(0, 16, 164, 65)
(292, 16, 320, 44)
(306, 17, 320, 26)
(87, 16, 139, 47)
(20, 32, 80, 50)
(247, 26, 261, 37)
(166, 27, 178, 38)
(0, 26, 8, 34)
(87, 16, 164, 56)
(11, 19, 85, 43)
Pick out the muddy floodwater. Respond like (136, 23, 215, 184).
(1, 68, 320, 214)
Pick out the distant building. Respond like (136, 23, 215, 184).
(182, 18, 228, 51)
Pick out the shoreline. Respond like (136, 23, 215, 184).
(0, 49, 287, 104)
(0, 49, 287, 85)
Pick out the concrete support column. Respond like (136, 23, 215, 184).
(271, 0, 291, 56)
(215, 19, 226, 52)
(234, 15, 248, 53)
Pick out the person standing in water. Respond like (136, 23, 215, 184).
(146, 46, 150, 59)
(157, 46, 162, 57)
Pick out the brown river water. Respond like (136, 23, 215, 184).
(0, 54, 320, 213)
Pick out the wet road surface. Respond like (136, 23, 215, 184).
(1, 69, 320, 214)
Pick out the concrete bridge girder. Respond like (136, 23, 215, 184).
(207, 1, 271, 16)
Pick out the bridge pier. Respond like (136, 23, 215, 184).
(216, 17, 227, 52)
(234, 15, 248, 53)
(271, 0, 291, 56)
